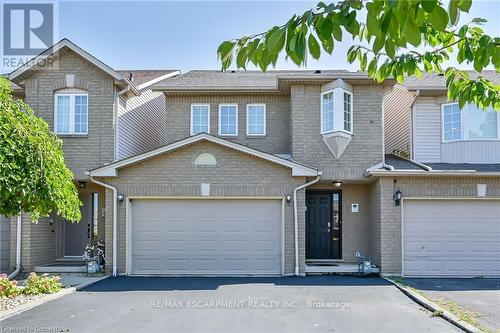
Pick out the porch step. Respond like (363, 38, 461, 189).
(34, 262, 87, 273)
(305, 263, 380, 274)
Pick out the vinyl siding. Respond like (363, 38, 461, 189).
(441, 139, 500, 163)
(117, 89, 167, 160)
(412, 97, 441, 162)
(383, 86, 414, 156)
(412, 95, 500, 163)
(0, 215, 10, 273)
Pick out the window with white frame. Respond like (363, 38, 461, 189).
(442, 102, 499, 142)
(191, 104, 210, 135)
(321, 91, 334, 133)
(54, 93, 88, 134)
(218, 104, 238, 136)
(321, 88, 353, 134)
(343, 91, 352, 132)
(442, 103, 462, 141)
(246, 104, 266, 136)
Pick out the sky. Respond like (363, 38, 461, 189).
(13, 0, 500, 72)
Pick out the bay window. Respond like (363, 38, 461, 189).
(54, 93, 88, 134)
(321, 88, 353, 134)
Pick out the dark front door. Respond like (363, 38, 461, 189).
(306, 192, 342, 259)
(64, 193, 92, 256)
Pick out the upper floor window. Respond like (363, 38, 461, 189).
(343, 92, 352, 132)
(442, 102, 499, 142)
(442, 103, 462, 141)
(321, 92, 334, 133)
(321, 88, 353, 135)
(218, 104, 238, 136)
(246, 104, 266, 136)
(54, 93, 88, 134)
(191, 104, 210, 135)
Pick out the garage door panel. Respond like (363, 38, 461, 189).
(131, 199, 282, 275)
(404, 200, 500, 277)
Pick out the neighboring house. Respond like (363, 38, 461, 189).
(0, 39, 179, 273)
(378, 71, 500, 277)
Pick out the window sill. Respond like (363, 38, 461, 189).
(56, 134, 88, 138)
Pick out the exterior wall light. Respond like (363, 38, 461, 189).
(117, 194, 125, 203)
(285, 195, 292, 204)
(333, 181, 342, 187)
(78, 181, 86, 188)
(393, 189, 402, 206)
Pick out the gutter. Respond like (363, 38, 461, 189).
(90, 176, 118, 277)
(293, 174, 321, 276)
(8, 214, 22, 279)
(367, 170, 500, 177)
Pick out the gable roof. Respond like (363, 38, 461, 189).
(117, 70, 180, 90)
(8, 38, 139, 96)
(90, 133, 320, 177)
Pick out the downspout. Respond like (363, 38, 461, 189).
(90, 176, 118, 277)
(293, 175, 321, 276)
(114, 86, 131, 161)
(8, 214, 22, 279)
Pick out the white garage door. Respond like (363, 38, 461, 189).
(403, 200, 500, 277)
(131, 199, 282, 275)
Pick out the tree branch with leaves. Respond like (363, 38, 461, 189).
(218, 0, 500, 110)
(0, 77, 81, 222)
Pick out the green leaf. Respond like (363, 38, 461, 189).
(448, 0, 460, 25)
(332, 24, 342, 41)
(266, 27, 286, 53)
(421, 0, 437, 13)
(457, 0, 472, 12)
(373, 36, 385, 54)
(429, 5, 449, 31)
(381, 9, 392, 34)
(308, 34, 320, 59)
(320, 35, 334, 54)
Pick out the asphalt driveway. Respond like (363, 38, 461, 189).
(1, 276, 461, 333)
(404, 278, 500, 332)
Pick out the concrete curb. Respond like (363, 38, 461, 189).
(74, 275, 111, 291)
(0, 275, 110, 322)
(0, 287, 75, 322)
(382, 276, 481, 333)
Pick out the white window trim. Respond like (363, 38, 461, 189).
(321, 89, 353, 135)
(441, 102, 500, 143)
(343, 91, 353, 134)
(54, 93, 88, 135)
(246, 103, 266, 136)
(320, 90, 334, 134)
(218, 103, 238, 137)
(190, 104, 210, 136)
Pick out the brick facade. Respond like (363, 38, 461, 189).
(99, 141, 307, 275)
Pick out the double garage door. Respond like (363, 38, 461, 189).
(131, 199, 282, 275)
(403, 200, 500, 277)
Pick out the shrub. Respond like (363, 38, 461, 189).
(0, 273, 20, 298)
(22, 273, 62, 295)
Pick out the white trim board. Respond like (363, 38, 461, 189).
(90, 133, 320, 177)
